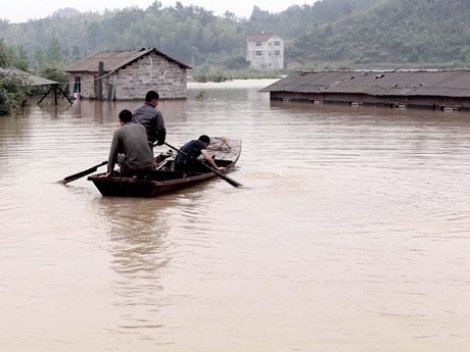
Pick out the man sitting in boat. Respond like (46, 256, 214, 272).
(104, 109, 156, 177)
(174, 135, 225, 173)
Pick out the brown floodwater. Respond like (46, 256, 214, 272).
(1, 79, 470, 351)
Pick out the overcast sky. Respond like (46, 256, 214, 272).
(0, 0, 315, 23)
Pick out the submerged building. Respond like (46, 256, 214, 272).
(66, 48, 191, 100)
(260, 70, 470, 111)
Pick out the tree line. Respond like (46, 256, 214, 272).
(2, 0, 468, 72)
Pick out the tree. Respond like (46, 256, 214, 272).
(0, 40, 26, 116)
(0, 39, 12, 68)
(12, 45, 30, 71)
(45, 37, 63, 67)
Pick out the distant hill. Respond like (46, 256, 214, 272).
(292, 0, 470, 68)
(51, 8, 81, 19)
(247, 0, 379, 38)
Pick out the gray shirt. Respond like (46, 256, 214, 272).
(132, 102, 166, 145)
(107, 122, 155, 174)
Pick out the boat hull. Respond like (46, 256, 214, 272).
(88, 138, 241, 197)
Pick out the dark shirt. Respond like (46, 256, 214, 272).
(174, 139, 207, 169)
(132, 102, 166, 145)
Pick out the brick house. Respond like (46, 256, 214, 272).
(65, 48, 191, 100)
(246, 33, 284, 71)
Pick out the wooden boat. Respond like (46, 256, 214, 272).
(87, 137, 241, 197)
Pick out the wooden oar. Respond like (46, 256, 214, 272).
(60, 161, 108, 184)
(60, 142, 159, 185)
(164, 142, 242, 188)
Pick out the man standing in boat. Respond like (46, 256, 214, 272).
(105, 109, 155, 177)
(132, 90, 166, 150)
(174, 135, 225, 172)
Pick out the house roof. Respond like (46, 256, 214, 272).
(65, 48, 191, 73)
(246, 33, 276, 42)
(0, 68, 58, 86)
(259, 70, 470, 98)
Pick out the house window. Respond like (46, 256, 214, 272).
(274, 41, 280, 46)
(275, 50, 280, 56)
(256, 41, 262, 46)
(256, 51, 262, 56)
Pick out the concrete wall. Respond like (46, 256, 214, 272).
(113, 52, 187, 100)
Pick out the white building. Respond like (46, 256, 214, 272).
(246, 33, 284, 71)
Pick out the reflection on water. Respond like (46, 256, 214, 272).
(93, 198, 172, 275)
(90, 197, 172, 341)
(1, 80, 470, 351)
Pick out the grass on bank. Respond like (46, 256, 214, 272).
(190, 69, 286, 82)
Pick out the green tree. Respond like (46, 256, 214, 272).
(0, 40, 26, 116)
(0, 39, 12, 68)
(45, 37, 63, 67)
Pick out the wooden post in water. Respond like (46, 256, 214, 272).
(37, 84, 73, 105)
(53, 84, 58, 105)
(98, 61, 104, 101)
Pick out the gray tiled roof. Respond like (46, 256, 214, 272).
(65, 48, 191, 73)
(260, 70, 470, 98)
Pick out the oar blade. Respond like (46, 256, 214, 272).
(220, 176, 242, 188)
(60, 161, 107, 184)
(225, 176, 242, 188)
(61, 167, 98, 184)
(204, 165, 242, 187)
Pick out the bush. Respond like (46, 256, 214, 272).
(191, 70, 232, 82)
(0, 71, 27, 116)
(0, 84, 13, 115)
(39, 67, 68, 83)
(191, 68, 284, 82)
